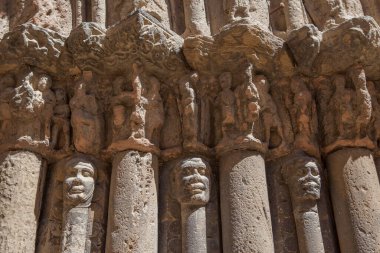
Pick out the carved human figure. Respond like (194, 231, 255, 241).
(51, 88, 70, 151)
(172, 157, 211, 253)
(62, 158, 97, 253)
(348, 66, 372, 139)
(255, 75, 285, 148)
(234, 62, 260, 141)
(217, 72, 236, 140)
(290, 77, 319, 154)
(70, 79, 104, 154)
(0, 74, 15, 141)
(110, 76, 132, 141)
(179, 72, 206, 150)
(10, 69, 53, 142)
(36, 74, 56, 143)
(129, 61, 147, 140)
(145, 76, 164, 146)
(282, 155, 325, 253)
(182, 0, 210, 37)
(332, 75, 355, 140)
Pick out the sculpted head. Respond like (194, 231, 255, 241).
(38, 74, 52, 91)
(63, 158, 96, 207)
(219, 72, 232, 90)
(55, 88, 67, 103)
(282, 156, 321, 201)
(173, 157, 211, 206)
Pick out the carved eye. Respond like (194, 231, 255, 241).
(198, 167, 206, 175)
(82, 170, 93, 177)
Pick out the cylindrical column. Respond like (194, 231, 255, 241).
(327, 148, 380, 252)
(106, 150, 158, 253)
(181, 206, 207, 253)
(183, 0, 210, 37)
(62, 208, 89, 252)
(293, 204, 324, 253)
(219, 150, 274, 252)
(0, 151, 47, 252)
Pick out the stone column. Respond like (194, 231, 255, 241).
(106, 150, 158, 253)
(327, 148, 380, 253)
(0, 151, 47, 252)
(183, 0, 210, 37)
(282, 155, 325, 253)
(219, 150, 274, 252)
(181, 205, 207, 253)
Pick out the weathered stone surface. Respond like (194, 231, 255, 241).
(0, 151, 46, 252)
(2, 2, 380, 253)
(327, 148, 380, 253)
(219, 150, 274, 252)
(106, 151, 158, 253)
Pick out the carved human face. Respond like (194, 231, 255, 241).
(38, 75, 52, 91)
(63, 160, 96, 206)
(55, 88, 66, 103)
(174, 158, 211, 206)
(219, 72, 232, 90)
(286, 160, 321, 201)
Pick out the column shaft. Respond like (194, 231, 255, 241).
(0, 151, 47, 252)
(106, 150, 158, 253)
(181, 206, 207, 253)
(219, 150, 274, 252)
(327, 148, 380, 252)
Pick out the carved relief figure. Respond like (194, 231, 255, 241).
(110, 76, 133, 141)
(61, 157, 101, 253)
(144, 76, 164, 146)
(10, 69, 53, 143)
(36, 74, 56, 143)
(179, 72, 208, 151)
(255, 75, 285, 149)
(129, 61, 148, 141)
(332, 75, 355, 140)
(51, 88, 71, 151)
(234, 62, 261, 141)
(0, 74, 15, 141)
(217, 72, 236, 141)
(348, 66, 372, 139)
(282, 155, 325, 253)
(70, 78, 104, 154)
(172, 157, 211, 253)
(290, 77, 319, 155)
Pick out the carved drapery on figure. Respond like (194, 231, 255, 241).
(2, 3, 380, 253)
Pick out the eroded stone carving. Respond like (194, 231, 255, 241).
(172, 157, 211, 253)
(282, 155, 325, 253)
(70, 73, 105, 154)
(37, 155, 109, 253)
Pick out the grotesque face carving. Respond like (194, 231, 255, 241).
(173, 158, 211, 206)
(63, 159, 96, 207)
(283, 157, 321, 201)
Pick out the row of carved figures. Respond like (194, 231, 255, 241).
(3, 0, 380, 37)
(1, 63, 379, 159)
